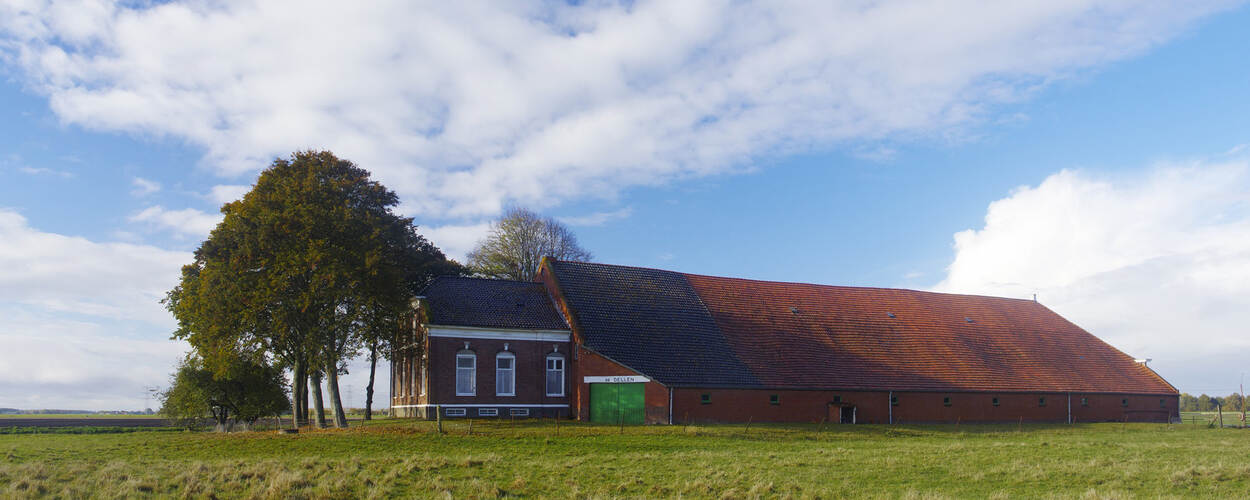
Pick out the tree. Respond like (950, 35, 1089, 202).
(466, 207, 593, 281)
(159, 355, 289, 431)
(165, 150, 461, 428)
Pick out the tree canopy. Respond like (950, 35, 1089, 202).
(466, 207, 592, 281)
(165, 150, 463, 428)
(159, 354, 289, 431)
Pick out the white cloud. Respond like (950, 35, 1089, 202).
(128, 205, 222, 238)
(558, 207, 633, 227)
(935, 159, 1250, 394)
(19, 166, 74, 178)
(0, 0, 1234, 222)
(420, 222, 491, 262)
(206, 184, 250, 205)
(0, 209, 192, 408)
(130, 176, 160, 196)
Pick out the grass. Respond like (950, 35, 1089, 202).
(2, 418, 1249, 498)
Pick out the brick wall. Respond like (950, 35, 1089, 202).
(671, 388, 1177, 424)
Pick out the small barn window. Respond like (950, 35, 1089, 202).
(1121, 398, 1128, 407)
(890, 395, 899, 406)
(992, 397, 999, 406)
(495, 352, 515, 397)
(1038, 397, 1047, 407)
(701, 393, 711, 405)
(455, 352, 476, 396)
(1159, 398, 1166, 408)
(1081, 397, 1089, 407)
(943, 396, 952, 407)
(478, 408, 498, 417)
(833, 395, 842, 404)
(445, 408, 466, 417)
(770, 394, 780, 405)
(510, 408, 529, 416)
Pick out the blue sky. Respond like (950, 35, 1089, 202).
(2, 1, 1248, 409)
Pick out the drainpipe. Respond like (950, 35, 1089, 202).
(668, 387, 673, 425)
(888, 391, 893, 424)
(1067, 392, 1072, 424)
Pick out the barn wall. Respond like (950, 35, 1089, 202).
(671, 388, 1177, 424)
(573, 346, 671, 424)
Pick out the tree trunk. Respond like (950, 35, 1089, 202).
(311, 371, 327, 429)
(292, 359, 307, 428)
(365, 339, 378, 421)
(326, 357, 349, 428)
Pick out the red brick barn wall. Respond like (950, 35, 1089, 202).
(424, 336, 571, 418)
(671, 389, 1178, 424)
(572, 346, 671, 424)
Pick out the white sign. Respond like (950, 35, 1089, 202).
(583, 375, 650, 384)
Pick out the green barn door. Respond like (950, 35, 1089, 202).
(590, 383, 645, 424)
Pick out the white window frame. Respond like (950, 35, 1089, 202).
(496, 352, 516, 397)
(545, 354, 565, 397)
(445, 408, 466, 417)
(456, 352, 476, 396)
(510, 408, 530, 416)
(478, 408, 499, 416)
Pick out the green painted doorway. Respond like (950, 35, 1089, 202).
(589, 383, 645, 424)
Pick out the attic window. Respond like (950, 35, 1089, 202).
(887, 312, 896, 318)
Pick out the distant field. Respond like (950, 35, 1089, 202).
(3, 419, 1249, 498)
(0, 414, 161, 419)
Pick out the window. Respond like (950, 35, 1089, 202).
(510, 408, 530, 416)
(992, 397, 1000, 406)
(943, 396, 952, 407)
(445, 408, 466, 417)
(1121, 398, 1128, 407)
(1159, 398, 1166, 408)
(478, 408, 498, 417)
(496, 352, 516, 396)
(833, 395, 842, 404)
(1039, 397, 1047, 407)
(701, 393, 712, 405)
(891, 396, 899, 406)
(546, 355, 565, 397)
(455, 352, 476, 396)
(770, 394, 780, 405)
(1081, 397, 1089, 407)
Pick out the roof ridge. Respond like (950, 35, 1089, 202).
(547, 259, 1038, 304)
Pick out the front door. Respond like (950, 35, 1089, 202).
(590, 383, 644, 424)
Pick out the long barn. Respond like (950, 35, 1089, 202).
(391, 259, 1178, 424)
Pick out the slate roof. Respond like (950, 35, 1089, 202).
(420, 277, 569, 330)
(545, 260, 1176, 394)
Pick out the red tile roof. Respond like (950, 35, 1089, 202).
(685, 274, 1176, 394)
(544, 259, 1176, 395)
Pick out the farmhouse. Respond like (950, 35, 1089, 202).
(391, 259, 1178, 424)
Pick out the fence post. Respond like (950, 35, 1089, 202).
(436, 405, 442, 434)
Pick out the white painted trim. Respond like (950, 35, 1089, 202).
(392, 404, 570, 408)
(427, 324, 571, 342)
(584, 375, 650, 383)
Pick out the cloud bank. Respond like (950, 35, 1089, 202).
(935, 159, 1250, 394)
(1, 0, 1233, 223)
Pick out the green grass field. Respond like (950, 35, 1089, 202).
(3, 418, 1249, 499)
